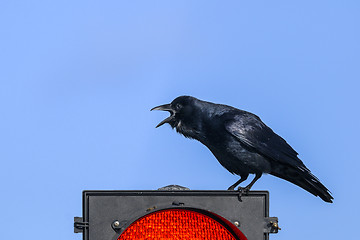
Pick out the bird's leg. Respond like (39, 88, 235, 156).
(241, 173, 262, 192)
(227, 174, 249, 190)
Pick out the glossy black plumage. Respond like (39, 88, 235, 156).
(151, 96, 333, 203)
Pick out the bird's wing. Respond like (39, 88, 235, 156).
(224, 113, 304, 167)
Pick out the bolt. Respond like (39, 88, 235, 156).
(270, 221, 281, 231)
(113, 220, 120, 227)
(234, 221, 240, 227)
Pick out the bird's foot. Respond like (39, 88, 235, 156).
(237, 186, 250, 193)
(236, 187, 249, 202)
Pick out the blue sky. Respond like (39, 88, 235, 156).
(0, 1, 359, 239)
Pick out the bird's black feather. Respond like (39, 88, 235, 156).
(152, 96, 333, 203)
(224, 113, 303, 168)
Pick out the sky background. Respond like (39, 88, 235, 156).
(0, 1, 359, 239)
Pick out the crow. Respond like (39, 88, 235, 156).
(151, 96, 333, 203)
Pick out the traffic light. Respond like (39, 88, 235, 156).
(74, 185, 279, 240)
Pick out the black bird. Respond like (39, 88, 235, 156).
(151, 96, 333, 203)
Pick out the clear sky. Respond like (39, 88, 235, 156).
(0, 1, 359, 239)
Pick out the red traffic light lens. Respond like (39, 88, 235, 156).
(118, 208, 247, 240)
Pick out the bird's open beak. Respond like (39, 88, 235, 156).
(151, 103, 175, 128)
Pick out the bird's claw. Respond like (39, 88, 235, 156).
(237, 186, 250, 193)
(236, 187, 249, 202)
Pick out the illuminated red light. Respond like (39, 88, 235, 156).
(118, 208, 247, 240)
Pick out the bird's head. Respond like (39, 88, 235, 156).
(151, 96, 202, 138)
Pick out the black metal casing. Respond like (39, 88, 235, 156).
(75, 189, 278, 240)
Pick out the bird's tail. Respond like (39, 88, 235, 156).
(271, 165, 333, 203)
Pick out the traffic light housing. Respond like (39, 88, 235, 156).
(74, 186, 279, 240)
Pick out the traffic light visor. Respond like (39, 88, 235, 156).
(118, 208, 247, 240)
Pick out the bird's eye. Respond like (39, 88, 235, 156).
(175, 103, 182, 111)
